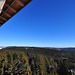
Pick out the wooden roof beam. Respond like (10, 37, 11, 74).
(17, 0, 24, 6)
(0, 16, 7, 21)
(2, 10, 11, 17)
(5, 3, 17, 13)
(0, 21, 3, 24)
(0, 24, 2, 27)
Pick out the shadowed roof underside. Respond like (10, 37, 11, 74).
(0, 0, 32, 27)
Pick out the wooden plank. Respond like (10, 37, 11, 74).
(0, 21, 3, 24)
(5, 3, 17, 13)
(17, 0, 24, 6)
(2, 10, 11, 17)
(0, 16, 7, 21)
(0, 24, 2, 27)
(0, 0, 32, 27)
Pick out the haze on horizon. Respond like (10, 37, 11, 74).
(0, 0, 75, 47)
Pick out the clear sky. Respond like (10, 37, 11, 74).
(0, 0, 75, 47)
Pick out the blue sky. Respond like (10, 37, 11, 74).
(0, 0, 75, 47)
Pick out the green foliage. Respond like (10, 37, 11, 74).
(58, 59, 71, 75)
(0, 51, 32, 75)
(0, 47, 74, 75)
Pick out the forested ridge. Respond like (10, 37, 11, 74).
(0, 47, 74, 75)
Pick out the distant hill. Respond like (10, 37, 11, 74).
(43, 47, 75, 53)
(57, 48, 75, 53)
(0, 48, 2, 49)
(0, 47, 4, 49)
(2, 46, 75, 53)
(1, 46, 75, 63)
(42, 47, 75, 53)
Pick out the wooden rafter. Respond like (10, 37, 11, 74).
(0, 0, 32, 27)
(0, 21, 3, 24)
(0, 16, 7, 21)
(17, 0, 24, 6)
(5, 3, 17, 13)
(2, 10, 11, 17)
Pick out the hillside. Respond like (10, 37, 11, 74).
(2, 46, 75, 63)
(0, 46, 74, 75)
(59, 48, 75, 53)
(44, 47, 75, 53)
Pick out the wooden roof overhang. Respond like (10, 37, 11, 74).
(0, 0, 32, 27)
